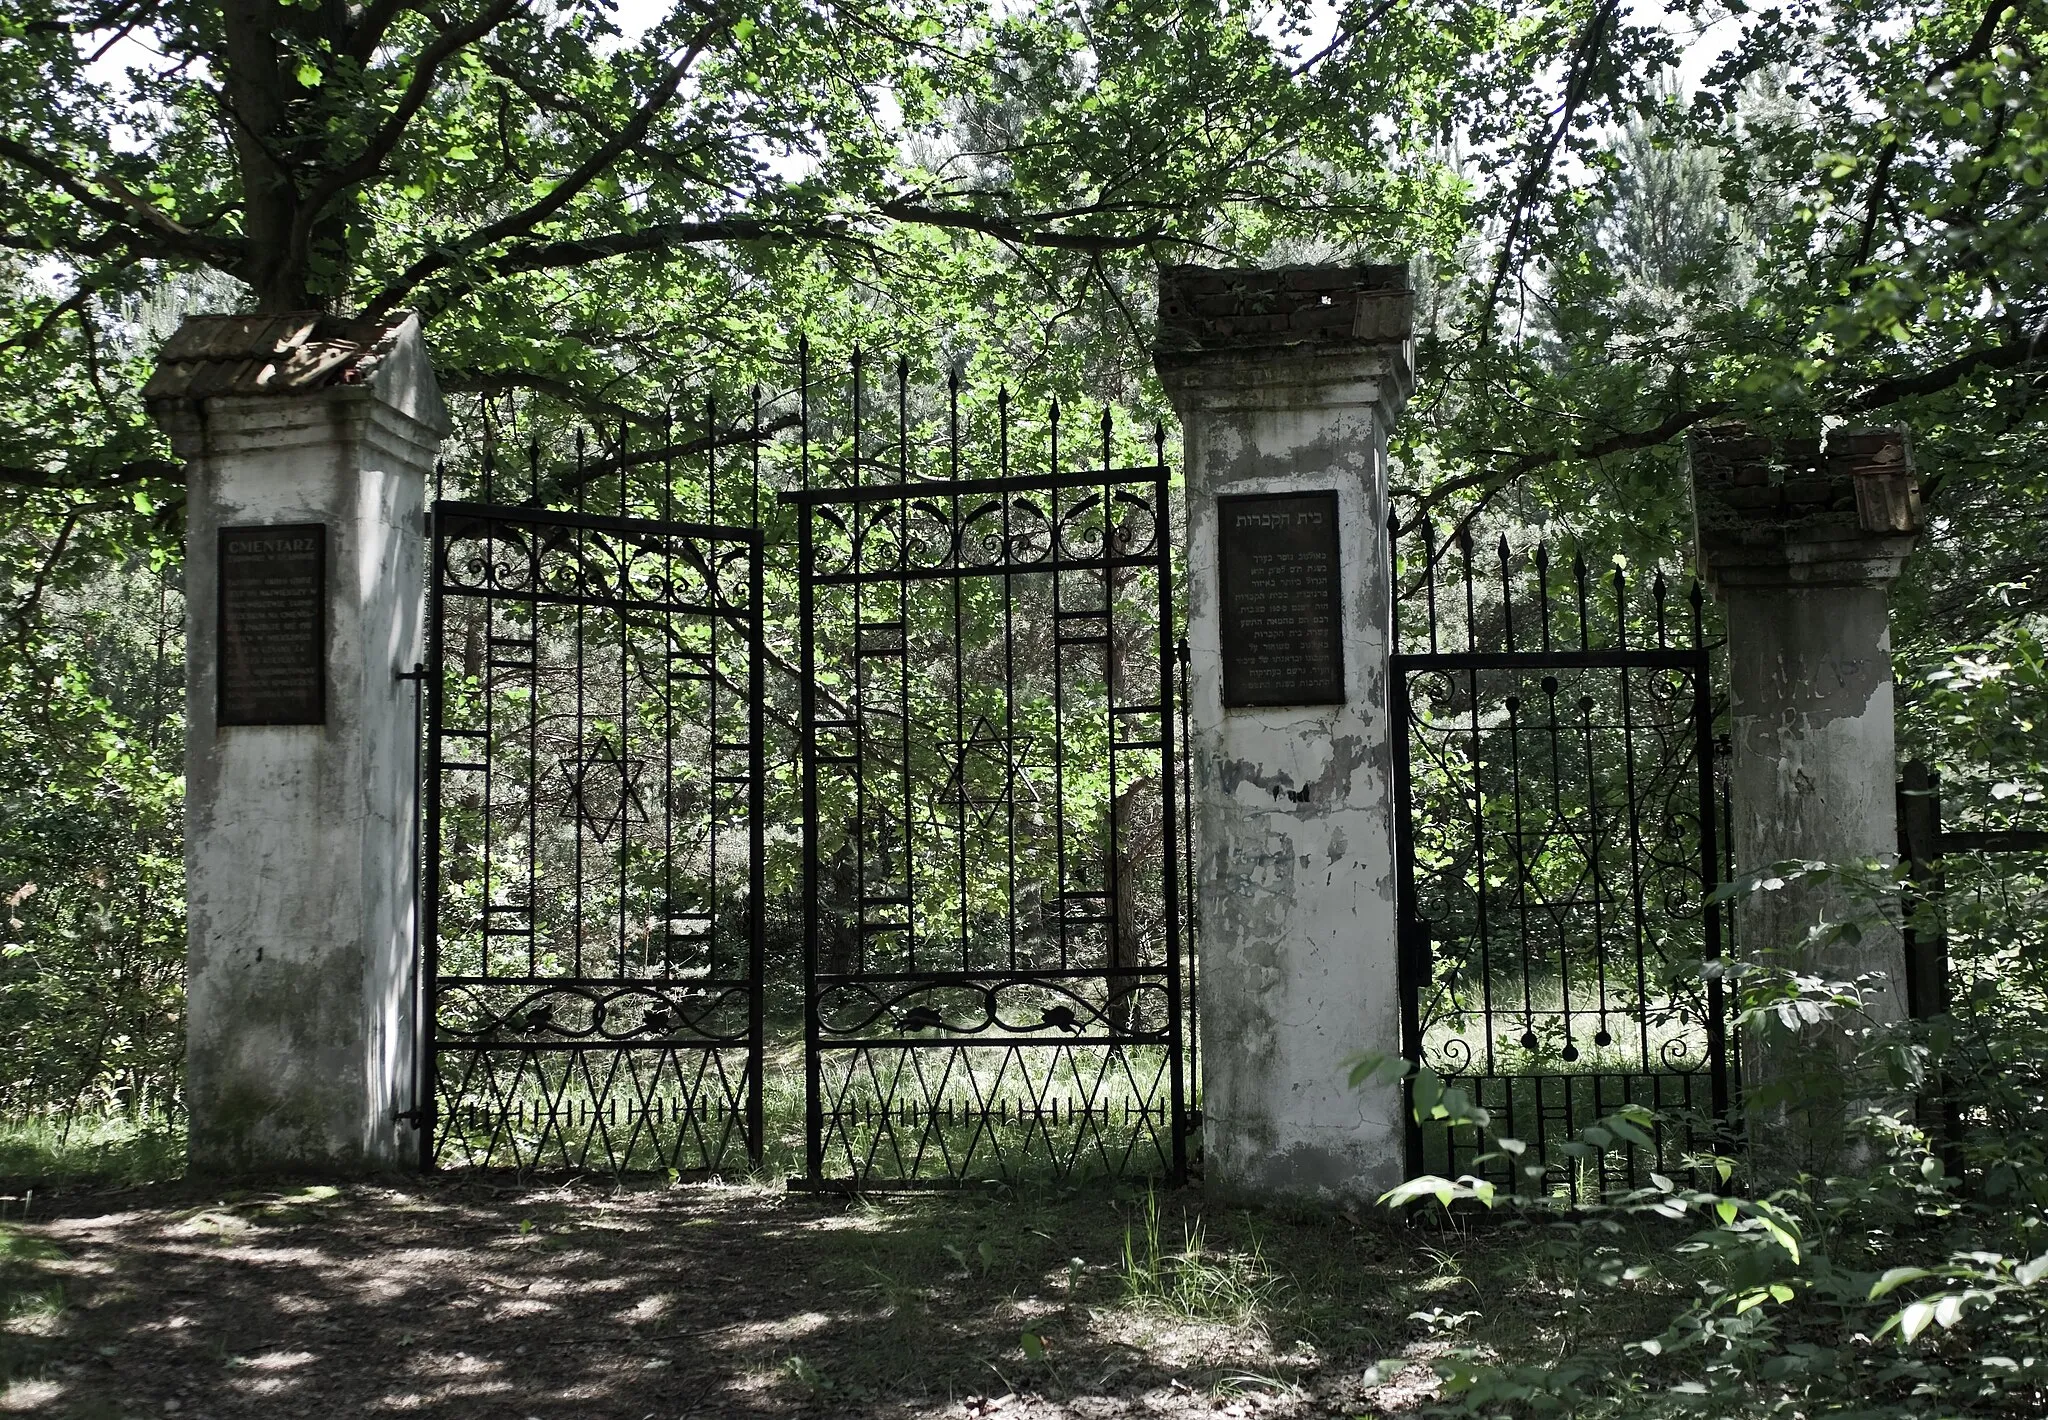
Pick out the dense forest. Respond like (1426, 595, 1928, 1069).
(4, 0, 2047, 1411)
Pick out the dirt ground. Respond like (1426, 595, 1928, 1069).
(0, 1174, 1468, 1420)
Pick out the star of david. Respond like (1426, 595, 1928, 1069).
(937, 714, 1041, 810)
(554, 739, 650, 843)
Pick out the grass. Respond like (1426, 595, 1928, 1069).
(1119, 1185, 1279, 1325)
(0, 1110, 184, 1190)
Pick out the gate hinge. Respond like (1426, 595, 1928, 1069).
(396, 663, 428, 683)
(393, 1105, 427, 1127)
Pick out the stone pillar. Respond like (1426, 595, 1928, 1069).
(1689, 424, 1920, 1172)
(1155, 264, 1414, 1200)
(145, 314, 448, 1172)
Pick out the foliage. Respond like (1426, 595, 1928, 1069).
(1368, 852, 2048, 1418)
(0, 556, 182, 1122)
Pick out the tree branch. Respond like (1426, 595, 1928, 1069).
(0, 138, 235, 266)
(293, 0, 529, 252)
(363, 14, 727, 322)
(1474, 0, 1617, 350)
(1842, 333, 2045, 410)
(875, 198, 1162, 251)
(1, 285, 95, 353)
(412, 216, 865, 316)
(344, 0, 425, 63)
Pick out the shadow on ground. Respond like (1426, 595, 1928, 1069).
(0, 1173, 1488, 1419)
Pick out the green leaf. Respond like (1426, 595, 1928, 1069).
(1870, 1267, 1934, 1299)
(1898, 1299, 1938, 1343)
(1020, 1330, 1044, 1362)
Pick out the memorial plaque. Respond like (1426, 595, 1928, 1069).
(1218, 491, 1344, 706)
(218, 523, 326, 725)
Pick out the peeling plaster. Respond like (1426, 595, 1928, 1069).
(165, 362, 439, 1174)
(1161, 338, 1410, 1203)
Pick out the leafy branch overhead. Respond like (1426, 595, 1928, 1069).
(0, 1, 2044, 643)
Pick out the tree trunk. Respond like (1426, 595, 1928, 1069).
(218, 0, 319, 311)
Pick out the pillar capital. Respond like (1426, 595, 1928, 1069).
(1153, 264, 1414, 422)
(144, 310, 450, 461)
(1689, 423, 1921, 590)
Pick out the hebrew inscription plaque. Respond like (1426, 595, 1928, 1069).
(1218, 491, 1344, 706)
(218, 523, 326, 726)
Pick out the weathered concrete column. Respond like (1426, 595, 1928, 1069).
(1155, 264, 1414, 1200)
(146, 314, 448, 1172)
(1690, 424, 1921, 1172)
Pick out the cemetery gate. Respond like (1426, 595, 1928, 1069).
(1389, 522, 1736, 1197)
(786, 370, 1196, 1187)
(420, 477, 765, 1173)
(417, 360, 1197, 1187)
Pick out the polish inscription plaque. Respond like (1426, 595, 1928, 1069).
(218, 523, 326, 725)
(1218, 491, 1344, 706)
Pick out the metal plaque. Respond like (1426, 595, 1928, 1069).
(218, 523, 326, 726)
(1218, 491, 1344, 706)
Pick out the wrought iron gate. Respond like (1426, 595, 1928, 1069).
(1390, 523, 1733, 1197)
(422, 498, 764, 1172)
(787, 385, 1193, 1186)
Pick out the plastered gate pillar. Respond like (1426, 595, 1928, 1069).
(1689, 424, 1921, 1173)
(1155, 264, 1414, 1200)
(146, 314, 448, 1172)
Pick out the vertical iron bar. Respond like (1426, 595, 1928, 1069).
(799, 335, 811, 493)
(1460, 529, 1494, 1073)
(1391, 640, 1426, 1176)
(1001, 389, 1018, 971)
(708, 398, 722, 982)
(1692, 581, 1729, 1127)
(1156, 464, 1186, 1182)
(1506, 689, 1536, 1043)
(1545, 670, 1572, 1058)
(1581, 686, 1611, 1052)
(1178, 634, 1197, 1133)
(951, 371, 967, 971)
(1423, 519, 1439, 655)
(662, 418, 675, 989)
(898, 357, 913, 971)
(1613, 566, 1653, 1069)
(572, 430, 587, 980)
(851, 349, 867, 975)
(798, 503, 822, 1182)
(748, 522, 767, 1165)
(619, 433, 632, 981)
(1498, 535, 1515, 653)
(421, 512, 446, 1170)
(1051, 399, 1068, 971)
(1102, 409, 1120, 1031)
